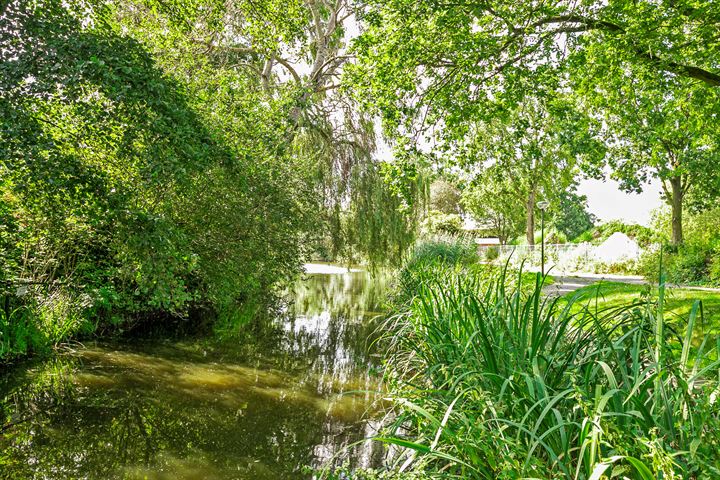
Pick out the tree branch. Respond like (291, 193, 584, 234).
(315, 83, 341, 93)
(275, 57, 302, 84)
(513, 14, 720, 87)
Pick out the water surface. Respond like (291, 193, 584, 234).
(0, 268, 389, 479)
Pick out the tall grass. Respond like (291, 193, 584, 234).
(0, 290, 96, 363)
(396, 236, 479, 305)
(375, 264, 720, 479)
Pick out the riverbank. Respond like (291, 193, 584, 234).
(1, 266, 336, 367)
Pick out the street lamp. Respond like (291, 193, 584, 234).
(537, 201, 550, 276)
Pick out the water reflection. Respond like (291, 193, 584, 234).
(0, 268, 390, 479)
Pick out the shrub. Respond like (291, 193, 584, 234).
(710, 249, 720, 285)
(641, 244, 714, 286)
(574, 220, 659, 247)
(396, 236, 478, 304)
(421, 211, 464, 236)
(509, 227, 567, 245)
(372, 265, 720, 479)
(0, 306, 42, 361)
(534, 227, 567, 245)
(670, 245, 711, 283)
(484, 246, 499, 261)
(640, 207, 720, 286)
(592, 259, 641, 275)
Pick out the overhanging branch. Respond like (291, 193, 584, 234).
(512, 14, 720, 87)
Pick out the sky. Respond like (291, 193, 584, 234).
(578, 176, 664, 226)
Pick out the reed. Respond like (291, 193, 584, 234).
(376, 263, 720, 479)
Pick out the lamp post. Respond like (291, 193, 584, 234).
(537, 201, 550, 276)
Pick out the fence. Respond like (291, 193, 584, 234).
(477, 243, 597, 271)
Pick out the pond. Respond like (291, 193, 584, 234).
(0, 266, 391, 479)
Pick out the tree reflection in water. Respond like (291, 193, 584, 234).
(0, 268, 390, 479)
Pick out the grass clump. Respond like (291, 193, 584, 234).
(395, 236, 479, 303)
(404, 236, 478, 269)
(373, 264, 720, 479)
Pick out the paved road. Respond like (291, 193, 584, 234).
(543, 274, 646, 297)
(541, 273, 720, 297)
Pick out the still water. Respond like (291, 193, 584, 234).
(0, 267, 390, 479)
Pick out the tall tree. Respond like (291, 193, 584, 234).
(198, 0, 422, 261)
(0, 0, 319, 314)
(462, 167, 525, 245)
(576, 66, 720, 245)
(116, 0, 423, 263)
(453, 97, 599, 245)
(429, 179, 462, 214)
(552, 188, 596, 241)
(351, 0, 720, 128)
(350, 1, 720, 246)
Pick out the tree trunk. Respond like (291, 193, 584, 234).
(526, 190, 536, 246)
(669, 176, 684, 246)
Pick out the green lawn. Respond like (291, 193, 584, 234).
(560, 282, 720, 340)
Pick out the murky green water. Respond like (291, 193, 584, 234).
(0, 268, 390, 479)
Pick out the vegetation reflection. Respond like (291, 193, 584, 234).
(0, 270, 388, 479)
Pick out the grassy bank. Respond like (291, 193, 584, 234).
(353, 243, 720, 479)
(563, 282, 720, 340)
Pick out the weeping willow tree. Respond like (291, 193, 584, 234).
(107, 0, 425, 266)
(292, 100, 425, 266)
(178, 0, 428, 265)
(347, 160, 425, 266)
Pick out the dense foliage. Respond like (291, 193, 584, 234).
(462, 166, 526, 245)
(0, 0, 309, 358)
(420, 211, 463, 236)
(0, 0, 419, 362)
(2, 0, 720, 478)
(4, 0, 719, 365)
(427, 180, 461, 215)
(641, 207, 720, 286)
(553, 189, 596, 241)
(350, 0, 720, 246)
(395, 237, 479, 305)
(369, 257, 720, 479)
(574, 221, 659, 248)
